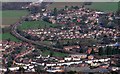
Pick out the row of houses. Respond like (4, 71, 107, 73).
(24, 24, 119, 42)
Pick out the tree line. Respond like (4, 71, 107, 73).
(2, 2, 30, 10)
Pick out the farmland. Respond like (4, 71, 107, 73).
(1, 10, 29, 42)
(2, 10, 29, 27)
(47, 2, 118, 12)
(47, 2, 84, 10)
(85, 2, 118, 12)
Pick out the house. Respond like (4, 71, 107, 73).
(64, 57, 72, 61)
(88, 55, 94, 60)
(63, 45, 80, 51)
(69, 53, 87, 59)
(49, 19, 56, 24)
(72, 58, 81, 61)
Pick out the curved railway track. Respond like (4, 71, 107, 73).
(11, 21, 78, 54)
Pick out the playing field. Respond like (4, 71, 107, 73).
(2, 10, 29, 27)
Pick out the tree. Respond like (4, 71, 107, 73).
(115, 46, 120, 54)
(99, 16, 108, 27)
(71, 6, 74, 9)
(67, 41, 72, 46)
(55, 40, 63, 48)
(34, 65, 44, 74)
(105, 46, 112, 55)
(50, 51, 54, 57)
(79, 48, 84, 53)
(18, 66, 25, 73)
(7, 61, 12, 67)
(112, 47, 116, 55)
(84, 2, 92, 5)
(67, 71, 76, 74)
(4, 68, 11, 74)
(111, 71, 118, 74)
(89, 73, 94, 74)
(98, 47, 104, 56)
(6, 38, 11, 42)
(29, 6, 40, 14)
(65, 5, 68, 9)
(53, 8, 58, 16)
(107, 21, 116, 29)
(91, 49, 95, 55)
(74, 6, 79, 9)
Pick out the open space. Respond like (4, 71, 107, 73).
(47, 2, 118, 12)
(41, 50, 68, 57)
(1, 2, 120, 73)
(47, 2, 84, 10)
(85, 2, 118, 12)
(2, 10, 29, 27)
(18, 20, 59, 30)
(0, 32, 21, 42)
(1, 10, 29, 42)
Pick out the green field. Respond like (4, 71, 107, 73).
(2, 10, 29, 26)
(1, 2, 118, 42)
(0, 33, 21, 42)
(1, 20, 58, 42)
(1, 10, 29, 42)
(42, 50, 68, 57)
(18, 20, 59, 30)
(85, 2, 118, 12)
(48, 2, 118, 12)
(47, 2, 84, 10)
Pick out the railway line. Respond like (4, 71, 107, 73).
(11, 21, 78, 54)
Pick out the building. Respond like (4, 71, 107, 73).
(69, 54, 87, 59)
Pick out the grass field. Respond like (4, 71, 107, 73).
(1, 10, 29, 42)
(18, 20, 59, 30)
(1, 2, 118, 42)
(47, 2, 118, 12)
(47, 2, 84, 10)
(0, 33, 21, 42)
(85, 2, 118, 12)
(2, 10, 29, 27)
(1, 20, 58, 42)
(42, 50, 68, 57)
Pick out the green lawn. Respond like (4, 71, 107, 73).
(0, 32, 21, 42)
(2, 10, 29, 26)
(85, 2, 118, 12)
(42, 50, 68, 57)
(18, 20, 59, 30)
